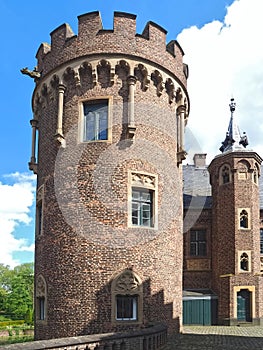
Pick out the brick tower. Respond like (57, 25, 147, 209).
(208, 99, 263, 325)
(26, 12, 189, 339)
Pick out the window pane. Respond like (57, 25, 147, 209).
(190, 242, 197, 256)
(131, 188, 153, 227)
(98, 113, 108, 140)
(83, 101, 108, 141)
(197, 231, 206, 241)
(116, 295, 137, 320)
(199, 242, 206, 256)
(85, 113, 96, 140)
(190, 230, 206, 256)
(132, 203, 139, 225)
(39, 297, 45, 320)
(141, 192, 151, 202)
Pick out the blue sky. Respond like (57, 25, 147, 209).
(1, 0, 263, 267)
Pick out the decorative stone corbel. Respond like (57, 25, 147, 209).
(74, 68, 81, 87)
(151, 70, 164, 96)
(135, 64, 150, 91)
(165, 78, 175, 104)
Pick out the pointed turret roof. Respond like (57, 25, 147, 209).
(219, 98, 248, 153)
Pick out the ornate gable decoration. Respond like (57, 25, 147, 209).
(36, 275, 46, 297)
(113, 269, 141, 294)
(131, 172, 155, 189)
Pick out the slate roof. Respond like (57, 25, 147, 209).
(183, 164, 263, 209)
(183, 165, 212, 209)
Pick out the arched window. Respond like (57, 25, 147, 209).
(240, 210, 249, 229)
(36, 275, 47, 321)
(253, 166, 259, 184)
(111, 269, 142, 324)
(221, 165, 230, 184)
(240, 252, 249, 271)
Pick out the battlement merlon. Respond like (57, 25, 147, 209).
(35, 11, 187, 86)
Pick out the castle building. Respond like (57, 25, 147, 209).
(26, 12, 189, 340)
(183, 98, 263, 326)
(25, 11, 263, 343)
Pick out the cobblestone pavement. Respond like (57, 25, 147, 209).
(166, 326, 263, 349)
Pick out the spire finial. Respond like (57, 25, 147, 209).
(219, 98, 249, 153)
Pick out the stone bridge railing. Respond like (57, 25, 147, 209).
(2, 324, 167, 350)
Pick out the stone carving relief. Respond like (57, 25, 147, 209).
(36, 275, 46, 297)
(114, 270, 141, 293)
(131, 173, 155, 188)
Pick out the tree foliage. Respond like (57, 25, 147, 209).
(0, 263, 34, 321)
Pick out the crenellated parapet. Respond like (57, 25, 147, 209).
(35, 11, 188, 88)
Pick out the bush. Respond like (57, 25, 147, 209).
(0, 320, 24, 328)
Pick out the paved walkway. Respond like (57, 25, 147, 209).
(166, 326, 263, 349)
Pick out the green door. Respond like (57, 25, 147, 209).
(183, 299, 213, 325)
(237, 290, 252, 322)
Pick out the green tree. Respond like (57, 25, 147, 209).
(0, 263, 34, 320)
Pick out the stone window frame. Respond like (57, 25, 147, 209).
(219, 164, 232, 185)
(79, 96, 113, 143)
(237, 160, 250, 181)
(233, 285, 255, 321)
(36, 274, 47, 323)
(36, 184, 44, 236)
(128, 171, 158, 229)
(238, 208, 251, 230)
(237, 250, 251, 273)
(111, 269, 143, 325)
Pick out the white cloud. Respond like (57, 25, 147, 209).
(0, 172, 36, 267)
(178, 0, 263, 163)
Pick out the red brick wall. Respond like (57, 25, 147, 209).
(33, 12, 187, 340)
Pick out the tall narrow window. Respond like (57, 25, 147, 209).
(36, 185, 44, 236)
(190, 230, 206, 256)
(221, 165, 230, 184)
(240, 252, 249, 271)
(36, 275, 47, 322)
(240, 210, 249, 229)
(39, 297, 45, 320)
(260, 229, 263, 254)
(83, 100, 108, 141)
(253, 166, 259, 184)
(132, 188, 153, 227)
